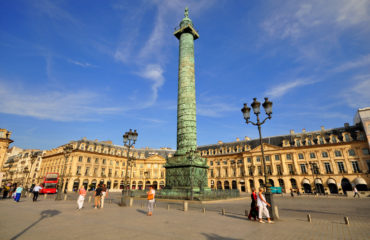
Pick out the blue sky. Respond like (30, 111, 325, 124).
(0, 0, 369, 150)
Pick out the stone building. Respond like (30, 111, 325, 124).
(199, 121, 370, 194)
(2, 148, 44, 188)
(0, 129, 13, 184)
(39, 138, 175, 192)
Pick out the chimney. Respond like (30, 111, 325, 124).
(344, 123, 350, 128)
(218, 140, 223, 144)
(290, 130, 295, 135)
(321, 126, 325, 131)
(236, 137, 240, 142)
(302, 128, 306, 133)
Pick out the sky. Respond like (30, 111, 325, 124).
(0, 0, 369, 151)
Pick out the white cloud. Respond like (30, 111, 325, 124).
(198, 102, 238, 118)
(332, 54, 370, 73)
(68, 59, 95, 68)
(342, 75, 370, 108)
(137, 64, 165, 106)
(265, 78, 316, 98)
(0, 81, 122, 121)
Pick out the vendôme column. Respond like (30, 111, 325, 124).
(164, 8, 209, 198)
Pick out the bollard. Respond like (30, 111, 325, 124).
(202, 208, 206, 214)
(88, 196, 92, 203)
(44, 194, 47, 199)
(344, 217, 350, 225)
(307, 214, 311, 223)
(129, 197, 133, 207)
(167, 204, 170, 210)
(222, 208, 226, 215)
(183, 201, 188, 212)
(274, 206, 280, 220)
(64, 195, 67, 201)
(245, 210, 248, 217)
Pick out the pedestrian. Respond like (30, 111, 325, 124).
(353, 187, 360, 198)
(2, 184, 9, 199)
(32, 184, 42, 202)
(77, 185, 87, 210)
(147, 185, 155, 216)
(14, 185, 23, 202)
(101, 184, 108, 209)
(9, 184, 16, 198)
(94, 184, 103, 209)
(248, 188, 258, 221)
(257, 187, 273, 223)
(290, 188, 294, 197)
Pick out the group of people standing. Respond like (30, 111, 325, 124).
(76, 183, 109, 210)
(248, 187, 274, 224)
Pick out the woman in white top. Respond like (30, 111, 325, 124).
(257, 187, 274, 223)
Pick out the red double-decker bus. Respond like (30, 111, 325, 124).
(40, 173, 59, 194)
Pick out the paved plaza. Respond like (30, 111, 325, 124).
(0, 194, 369, 240)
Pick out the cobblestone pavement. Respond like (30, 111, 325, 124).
(0, 194, 369, 240)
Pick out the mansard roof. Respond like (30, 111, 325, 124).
(197, 124, 365, 150)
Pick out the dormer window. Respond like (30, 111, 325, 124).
(331, 136, 337, 143)
(295, 140, 301, 147)
(344, 134, 350, 142)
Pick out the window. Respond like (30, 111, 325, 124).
(267, 166, 272, 175)
(344, 134, 350, 142)
(275, 155, 280, 161)
(276, 165, 282, 175)
(217, 161, 220, 166)
(247, 157, 252, 163)
(102, 159, 106, 164)
(237, 159, 243, 164)
(85, 167, 90, 176)
(351, 161, 360, 173)
(334, 150, 342, 157)
(288, 164, 294, 174)
(240, 167, 244, 176)
(94, 168, 97, 174)
(87, 157, 91, 163)
(298, 153, 304, 159)
(337, 162, 345, 173)
(296, 140, 301, 147)
(231, 160, 236, 164)
(322, 152, 329, 158)
(258, 166, 262, 175)
(348, 149, 356, 156)
(116, 161, 119, 166)
(78, 156, 83, 162)
(210, 161, 213, 166)
(223, 160, 227, 165)
(101, 168, 106, 176)
(310, 152, 316, 159)
(367, 160, 370, 172)
(76, 166, 81, 175)
(256, 156, 261, 162)
(95, 158, 99, 164)
(307, 139, 312, 145)
(319, 137, 324, 144)
(286, 154, 292, 160)
(265, 156, 270, 161)
(210, 169, 214, 177)
(122, 161, 125, 166)
(332, 136, 337, 143)
(300, 164, 307, 174)
(248, 167, 253, 176)
(324, 162, 332, 173)
(362, 148, 370, 155)
(110, 160, 113, 165)
(312, 163, 319, 174)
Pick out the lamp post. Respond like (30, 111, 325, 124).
(55, 144, 73, 200)
(241, 97, 275, 218)
(120, 129, 138, 207)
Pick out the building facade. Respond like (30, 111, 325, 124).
(2, 148, 44, 188)
(39, 138, 175, 192)
(0, 129, 13, 184)
(199, 123, 370, 194)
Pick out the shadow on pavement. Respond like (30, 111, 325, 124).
(10, 209, 61, 240)
(201, 233, 243, 240)
(136, 209, 147, 215)
(281, 208, 339, 215)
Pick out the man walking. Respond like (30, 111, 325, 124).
(77, 185, 87, 210)
(353, 187, 360, 198)
(94, 184, 103, 209)
(257, 187, 273, 223)
(147, 186, 155, 216)
(32, 184, 42, 202)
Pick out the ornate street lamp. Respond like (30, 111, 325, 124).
(55, 144, 73, 200)
(241, 97, 275, 218)
(120, 129, 138, 206)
